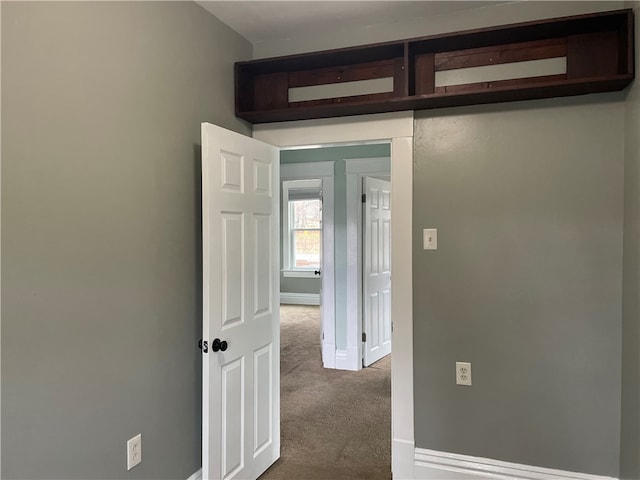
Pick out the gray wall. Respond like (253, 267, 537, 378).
(621, 3, 640, 479)
(254, 2, 635, 476)
(280, 144, 390, 349)
(281, 276, 321, 295)
(413, 95, 625, 476)
(1, 2, 251, 479)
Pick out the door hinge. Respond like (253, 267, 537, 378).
(362, 332, 367, 342)
(362, 193, 366, 203)
(322, 332, 324, 340)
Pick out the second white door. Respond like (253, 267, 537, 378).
(363, 176, 392, 367)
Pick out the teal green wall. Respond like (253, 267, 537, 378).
(281, 144, 390, 349)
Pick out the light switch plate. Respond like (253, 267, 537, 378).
(423, 229, 437, 250)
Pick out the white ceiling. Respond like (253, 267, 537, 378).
(198, 1, 508, 43)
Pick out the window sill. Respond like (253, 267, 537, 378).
(282, 270, 320, 278)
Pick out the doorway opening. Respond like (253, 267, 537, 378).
(264, 143, 392, 479)
(252, 111, 415, 478)
(279, 143, 391, 371)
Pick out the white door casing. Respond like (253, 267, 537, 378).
(202, 123, 280, 480)
(363, 176, 392, 367)
(254, 111, 415, 479)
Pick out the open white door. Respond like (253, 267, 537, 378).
(363, 176, 392, 367)
(202, 123, 280, 480)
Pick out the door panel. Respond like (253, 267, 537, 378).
(253, 344, 273, 455)
(202, 123, 280, 480)
(222, 213, 244, 328)
(254, 214, 271, 316)
(363, 176, 392, 367)
(222, 358, 244, 479)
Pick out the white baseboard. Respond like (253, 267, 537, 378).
(280, 292, 320, 305)
(414, 448, 618, 480)
(335, 346, 360, 371)
(322, 342, 336, 369)
(187, 469, 202, 480)
(335, 349, 349, 370)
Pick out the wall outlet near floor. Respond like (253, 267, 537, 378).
(127, 433, 142, 470)
(456, 362, 472, 386)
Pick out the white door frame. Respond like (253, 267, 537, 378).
(344, 157, 391, 371)
(254, 110, 415, 479)
(280, 161, 336, 369)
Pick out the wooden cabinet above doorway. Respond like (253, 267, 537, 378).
(234, 9, 634, 124)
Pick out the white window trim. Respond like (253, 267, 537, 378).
(282, 270, 318, 278)
(281, 178, 322, 273)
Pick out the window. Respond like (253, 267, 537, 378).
(282, 179, 322, 275)
(290, 198, 321, 268)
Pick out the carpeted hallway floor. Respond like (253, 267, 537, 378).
(259, 305, 391, 480)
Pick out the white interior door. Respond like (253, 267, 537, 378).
(363, 176, 392, 367)
(202, 123, 280, 480)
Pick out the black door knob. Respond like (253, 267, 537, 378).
(212, 338, 228, 352)
(314, 270, 321, 275)
(198, 339, 208, 353)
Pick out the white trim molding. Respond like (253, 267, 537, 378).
(254, 111, 415, 480)
(280, 292, 320, 305)
(186, 469, 202, 480)
(414, 449, 618, 480)
(394, 439, 416, 480)
(254, 111, 414, 147)
(390, 136, 414, 480)
(282, 270, 319, 278)
(334, 346, 360, 371)
(322, 341, 336, 369)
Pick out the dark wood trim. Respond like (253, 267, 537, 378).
(414, 53, 435, 96)
(289, 91, 396, 109)
(433, 74, 568, 94)
(288, 59, 395, 88)
(433, 38, 568, 71)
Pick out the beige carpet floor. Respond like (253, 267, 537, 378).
(259, 305, 391, 480)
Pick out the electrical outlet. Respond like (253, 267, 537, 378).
(127, 434, 142, 470)
(456, 362, 472, 386)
